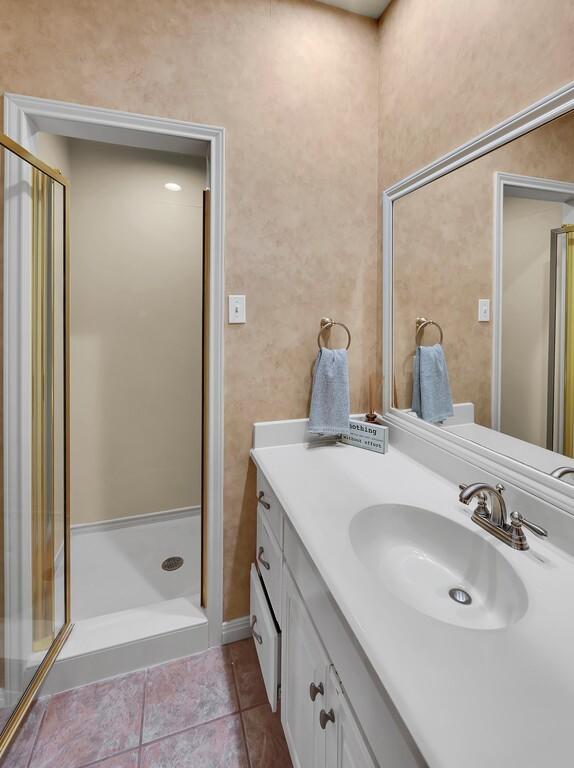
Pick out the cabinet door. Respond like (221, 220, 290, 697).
(282, 569, 330, 768)
(324, 668, 377, 768)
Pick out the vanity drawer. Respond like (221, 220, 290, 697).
(256, 508, 282, 626)
(250, 563, 281, 712)
(257, 470, 283, 548)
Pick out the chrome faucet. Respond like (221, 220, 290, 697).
(459, 482, 507, 527)
(458, 481, 548, 550)
(550, 466, 574, 481)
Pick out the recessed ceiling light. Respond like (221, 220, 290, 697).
(164, 182, 182, 192)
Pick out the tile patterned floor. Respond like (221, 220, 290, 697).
(0, 640, 292, 768)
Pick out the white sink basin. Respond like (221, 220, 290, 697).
(349, 504, 528, 630)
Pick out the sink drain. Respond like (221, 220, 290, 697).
(162, 556, 184, 572)
(448, 587, 472, 605)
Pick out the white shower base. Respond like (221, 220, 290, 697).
(46, 507, 207, 694)
(72, 506, 202, 618)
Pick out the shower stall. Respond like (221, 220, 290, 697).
(34, 134, 209, 693)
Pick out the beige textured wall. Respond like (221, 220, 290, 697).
(501, 197, 563, 447)
(66, 139, 204, 524)
(392, 110, 574, 425)
(0, 0, 379, 619)
(378, 0, 574, 190)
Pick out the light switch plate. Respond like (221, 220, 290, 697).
(478, 299, 490, 322)
(228, 294, 246, 324)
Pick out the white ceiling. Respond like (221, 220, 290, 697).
(317, 0, 391, 19)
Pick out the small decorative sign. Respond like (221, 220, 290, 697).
(340, 418, 388, 454)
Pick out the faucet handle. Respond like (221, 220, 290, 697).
(510, 511, 548, 538)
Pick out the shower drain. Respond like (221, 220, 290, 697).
(162, 556, 184, 572)
(448, 587, 472, 605)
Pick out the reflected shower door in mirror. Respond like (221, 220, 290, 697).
(392, 107, 574, 477)
(547, 226, 574, 456)
(0, 136, 71, 756)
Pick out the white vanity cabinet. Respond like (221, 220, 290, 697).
(282, 568, 329, 768)
(324, 668, 377, 768)
(251, 467, 425, 768)
(281, 569, 376, 768)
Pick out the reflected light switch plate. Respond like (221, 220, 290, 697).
(228, 295, 246, 324)
(478, 299, 490, 322)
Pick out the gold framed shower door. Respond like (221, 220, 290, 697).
(0, 131, 72, 759)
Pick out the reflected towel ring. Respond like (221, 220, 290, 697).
(318, 317, 351, 350)
(415, 317, 443, 346)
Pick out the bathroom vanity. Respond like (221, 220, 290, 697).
(249, 418, 574, 768)
(250, 428, 424, 768)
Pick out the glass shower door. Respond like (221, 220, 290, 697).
(0, 134, 71, 757)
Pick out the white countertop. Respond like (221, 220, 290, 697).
(251, 441, 574, 768)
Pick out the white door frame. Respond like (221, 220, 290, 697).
(4, 93, 225, 647)
(492, 172, 574, 431)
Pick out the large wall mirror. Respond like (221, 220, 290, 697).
(0, 134, 71, 756)
(384, 83, 574, 490)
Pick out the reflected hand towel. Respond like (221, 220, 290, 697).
(308, 348, 350, 436)
(412, 343, 454, 424)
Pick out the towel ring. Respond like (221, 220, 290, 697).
(415, 317, 443, 345)
(318, 317, 351, 350)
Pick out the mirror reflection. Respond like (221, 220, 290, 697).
(0, 143, 68, 731)
(392, 109, 574, 477)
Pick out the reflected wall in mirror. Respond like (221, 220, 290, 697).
(392, 108, 574, 476)
(0, 136, 70, 755)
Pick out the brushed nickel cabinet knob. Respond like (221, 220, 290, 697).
(251, 615, 262, 645)
(319, 708, 335, 729)
(257, 491, 270, 510)
(257, 546, 270, 570)
(309, 682, 324, 702)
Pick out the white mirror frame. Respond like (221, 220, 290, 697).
(382, 79, 574, 513)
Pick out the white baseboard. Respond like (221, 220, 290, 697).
(221, 615, 251, 644)
(43, 621, 208, 695)
(72, 505, 200, 536)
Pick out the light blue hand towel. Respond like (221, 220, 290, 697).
(412, 343, 454, 424)
(308, 348, 350, 436)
